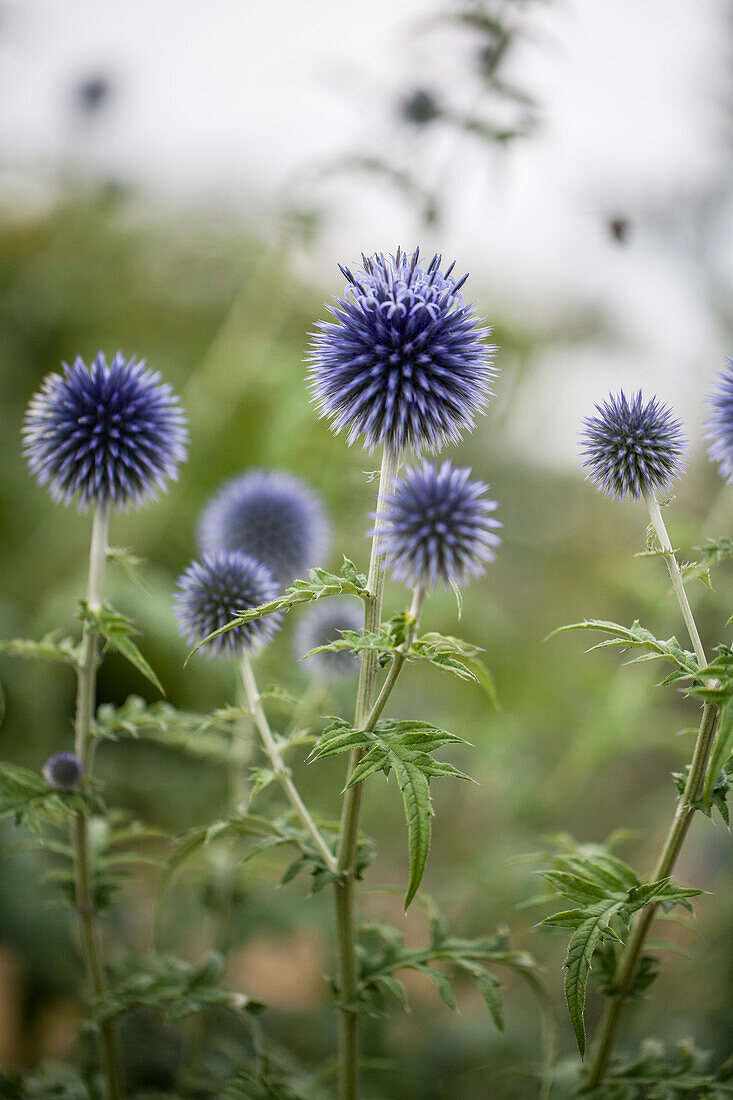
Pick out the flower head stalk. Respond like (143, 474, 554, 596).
(308, 248, 496, 454)
(579, 391, 702, 665)
(198, 470, 330, 589)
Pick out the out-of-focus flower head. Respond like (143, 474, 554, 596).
(23, 352, 187, 511)
(198, 470, 330, 590)
(294, 599, 363, 681)
(308, 248, 496, 454)
(706, 359, 733, 483)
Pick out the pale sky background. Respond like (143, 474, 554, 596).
(0, 0, 731, 465)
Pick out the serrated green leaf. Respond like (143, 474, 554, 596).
(549, 619, 699, 678)
(187, 557, 369, 661)
(410, 962, 456, 1010)
(315, 718, 470, 907)
(565, 899, 626, 1057)
(0, 632, 80, 667)
(106, 545, 152, 595)
(79, 602, 163, 694)
(537, 869, 611, 906)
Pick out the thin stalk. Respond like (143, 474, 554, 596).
(238, 650, 337, 875)
(73, 508, 122, 1100)
(643, 491, 706, 668)
(333, 445, 400, 1100)
(586, 495, 720, 1090)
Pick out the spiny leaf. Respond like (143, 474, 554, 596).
(79, 601, 163, 694)
(549, 619, 699, 678)
(93, 953, 262, 1023)
(682, 537, 733, 588)
(0, 762, 91, 839)
(186, 557, 369, 661)
(106, 545, 152, 594)
(312, 718, 472, 907)
(0, 632, 80, 668)
(565, 899, 626, 1057)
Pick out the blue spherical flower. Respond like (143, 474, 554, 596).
(294, 599, 363, 681)
(580, 391, 686, 501)
(308, 248, 496, 453)
(375, 461, 501, 591)
(43, 752, 83, 791)
(174, 551, 280, 657)
(706, 359, 733, 483)
(198, 470, 330, 589)
(23, 352, 187, 511)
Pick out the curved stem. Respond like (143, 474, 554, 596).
(238, 651, 337, 875)
(73, 508, 122, 1100)
(586, 497, 719, 1090)
(332, 444, 401, 1100)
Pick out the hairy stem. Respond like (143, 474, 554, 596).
(333, 445, 400, 1100)
(586, 496, 719, 1090)
(238, 650, 337, 874)
(73, 508, 122, 1100)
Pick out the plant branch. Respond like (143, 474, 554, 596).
(333, 444, 400, 1100)
(238, 650, 337, 875)
(643, 491, 707, 669)
(586, 496, 719, 1090)
(72, 507, 123, 1100)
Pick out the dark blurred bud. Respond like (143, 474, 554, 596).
(400, 89, 441, 127)
(75, 74, 113, 116)
(608, 215, 632, 245)
(43, 752, 83, 791)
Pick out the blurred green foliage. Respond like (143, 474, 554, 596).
(0, 190, 732, 1097)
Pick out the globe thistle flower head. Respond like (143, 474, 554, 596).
(375, 460, 501, 591)
(23, 352, 187, 511)
(706, 359, 733, 483)
(308, 248, 496, 454)
(294, 599, 363, 681)
(43, 752, 83, 791)
(174, 551, 280, 658)
(580, 390, 686, 501)
(198, 470, 330, 590)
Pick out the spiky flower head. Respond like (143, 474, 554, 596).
(198, 470, 330, 590)
(43, 752, 83, 791)
(294, 599, 363, 681)
(580, 391, 686, 501)
(174, 551, 280, 658)
(706, 359, 733, 483)
(375, 460, 501, 591)
(308, 248, 496, 454)
(23, 352, 187, 511)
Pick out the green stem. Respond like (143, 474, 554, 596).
(586, 495, 719, 1091)
(239, 651, 337, 874)
(333, 445, 401, 1100)
(643, 492, 707, 668)
(72, 508, 123, 1100)
(585, 701, 719, 1090)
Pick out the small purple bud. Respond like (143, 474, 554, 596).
(43, 752, 83, 791)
